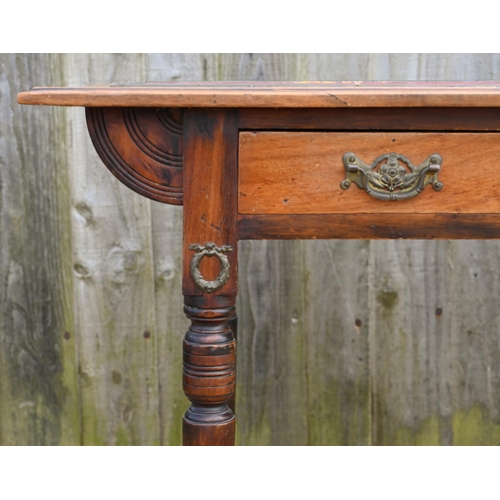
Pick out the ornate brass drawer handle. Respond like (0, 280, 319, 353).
(340, 152, 443, 201)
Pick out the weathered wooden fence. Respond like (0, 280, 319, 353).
(1, 53, 500, 445)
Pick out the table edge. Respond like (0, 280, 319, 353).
(17, 83, 500, 108)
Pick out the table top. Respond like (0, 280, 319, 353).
(17, 81, 500, 108)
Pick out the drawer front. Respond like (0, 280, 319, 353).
(238, 131, 500, 214)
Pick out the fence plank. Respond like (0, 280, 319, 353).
(0, 54, 80, 444)
(303, 241, 370, 445)
(62, 54, 160, 445)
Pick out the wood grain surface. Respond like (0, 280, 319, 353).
(86, 107, 184, 205)
(0, 54, 80, 445)
(4, 53, 500, 446)
(237, 214, 500, 240)
(239, 107, 500, 131)
(239, 131, 500, 215)
(182, 109, 239, 445)
(17, 81, 500, 108)
(63, 55, 161, 445)
(182, 109, 239, 299)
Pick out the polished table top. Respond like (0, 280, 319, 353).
(17, 81, 500, 108)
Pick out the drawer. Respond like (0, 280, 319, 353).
(238, 131, 500, 215)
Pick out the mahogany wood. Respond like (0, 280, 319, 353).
(182, 109, 239, 446)
(182, 302, 236, 446)
(17, 81, 500, 108)
(237, 214, 500, 240)
(240, 108, 500, 131)
(182, 109, 239, 298)
(238, 131, 500, 215)
(86, 107, 184, 205)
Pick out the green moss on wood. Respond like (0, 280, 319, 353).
(377, 288, 399, 310)
(165, 401, 184, 446)
(115, 427, 130, 446)
(453, 405, 500, 446)
(306, 376, 371, 446)
(374, 397, 500, 445)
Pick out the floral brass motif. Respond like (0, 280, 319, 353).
(340, 152, 443, 201)
(189, 243, 233, 293)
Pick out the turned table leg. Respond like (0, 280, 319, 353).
(181, 109, 239, 446)
(182, 297, 236, 445)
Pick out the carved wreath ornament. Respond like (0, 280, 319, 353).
(189, 243, 233, 293)
(340, 152, 443, 201)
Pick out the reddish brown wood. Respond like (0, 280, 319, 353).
(240, 108, 500, 131)
(182, 109, 239, 446)
(182, 415, 235, 446)
(238, 131, 500, 215)
(17, 81, 500, 108)
(182, 302, 236, 446)
(237, 214, 500, 240)
(86, 107, 183, 205)
(182, 110, 239, 299)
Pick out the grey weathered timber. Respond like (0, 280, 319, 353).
(2, 53, 500, 445)
(0, 54, 80, 445)
(63, 54, 160, 445)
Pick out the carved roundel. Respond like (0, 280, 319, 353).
(86, 107, 184, 205)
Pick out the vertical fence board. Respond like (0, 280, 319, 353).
(0, 54, 79, 445)
(370, 241, 451, 444)
(303, 241, 370, 445)
(62, 54, 160, 445)
(237, 241, 310, 445)
(446, 242, 500, 445)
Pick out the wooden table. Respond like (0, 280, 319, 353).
(18, 81, 500, 445)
